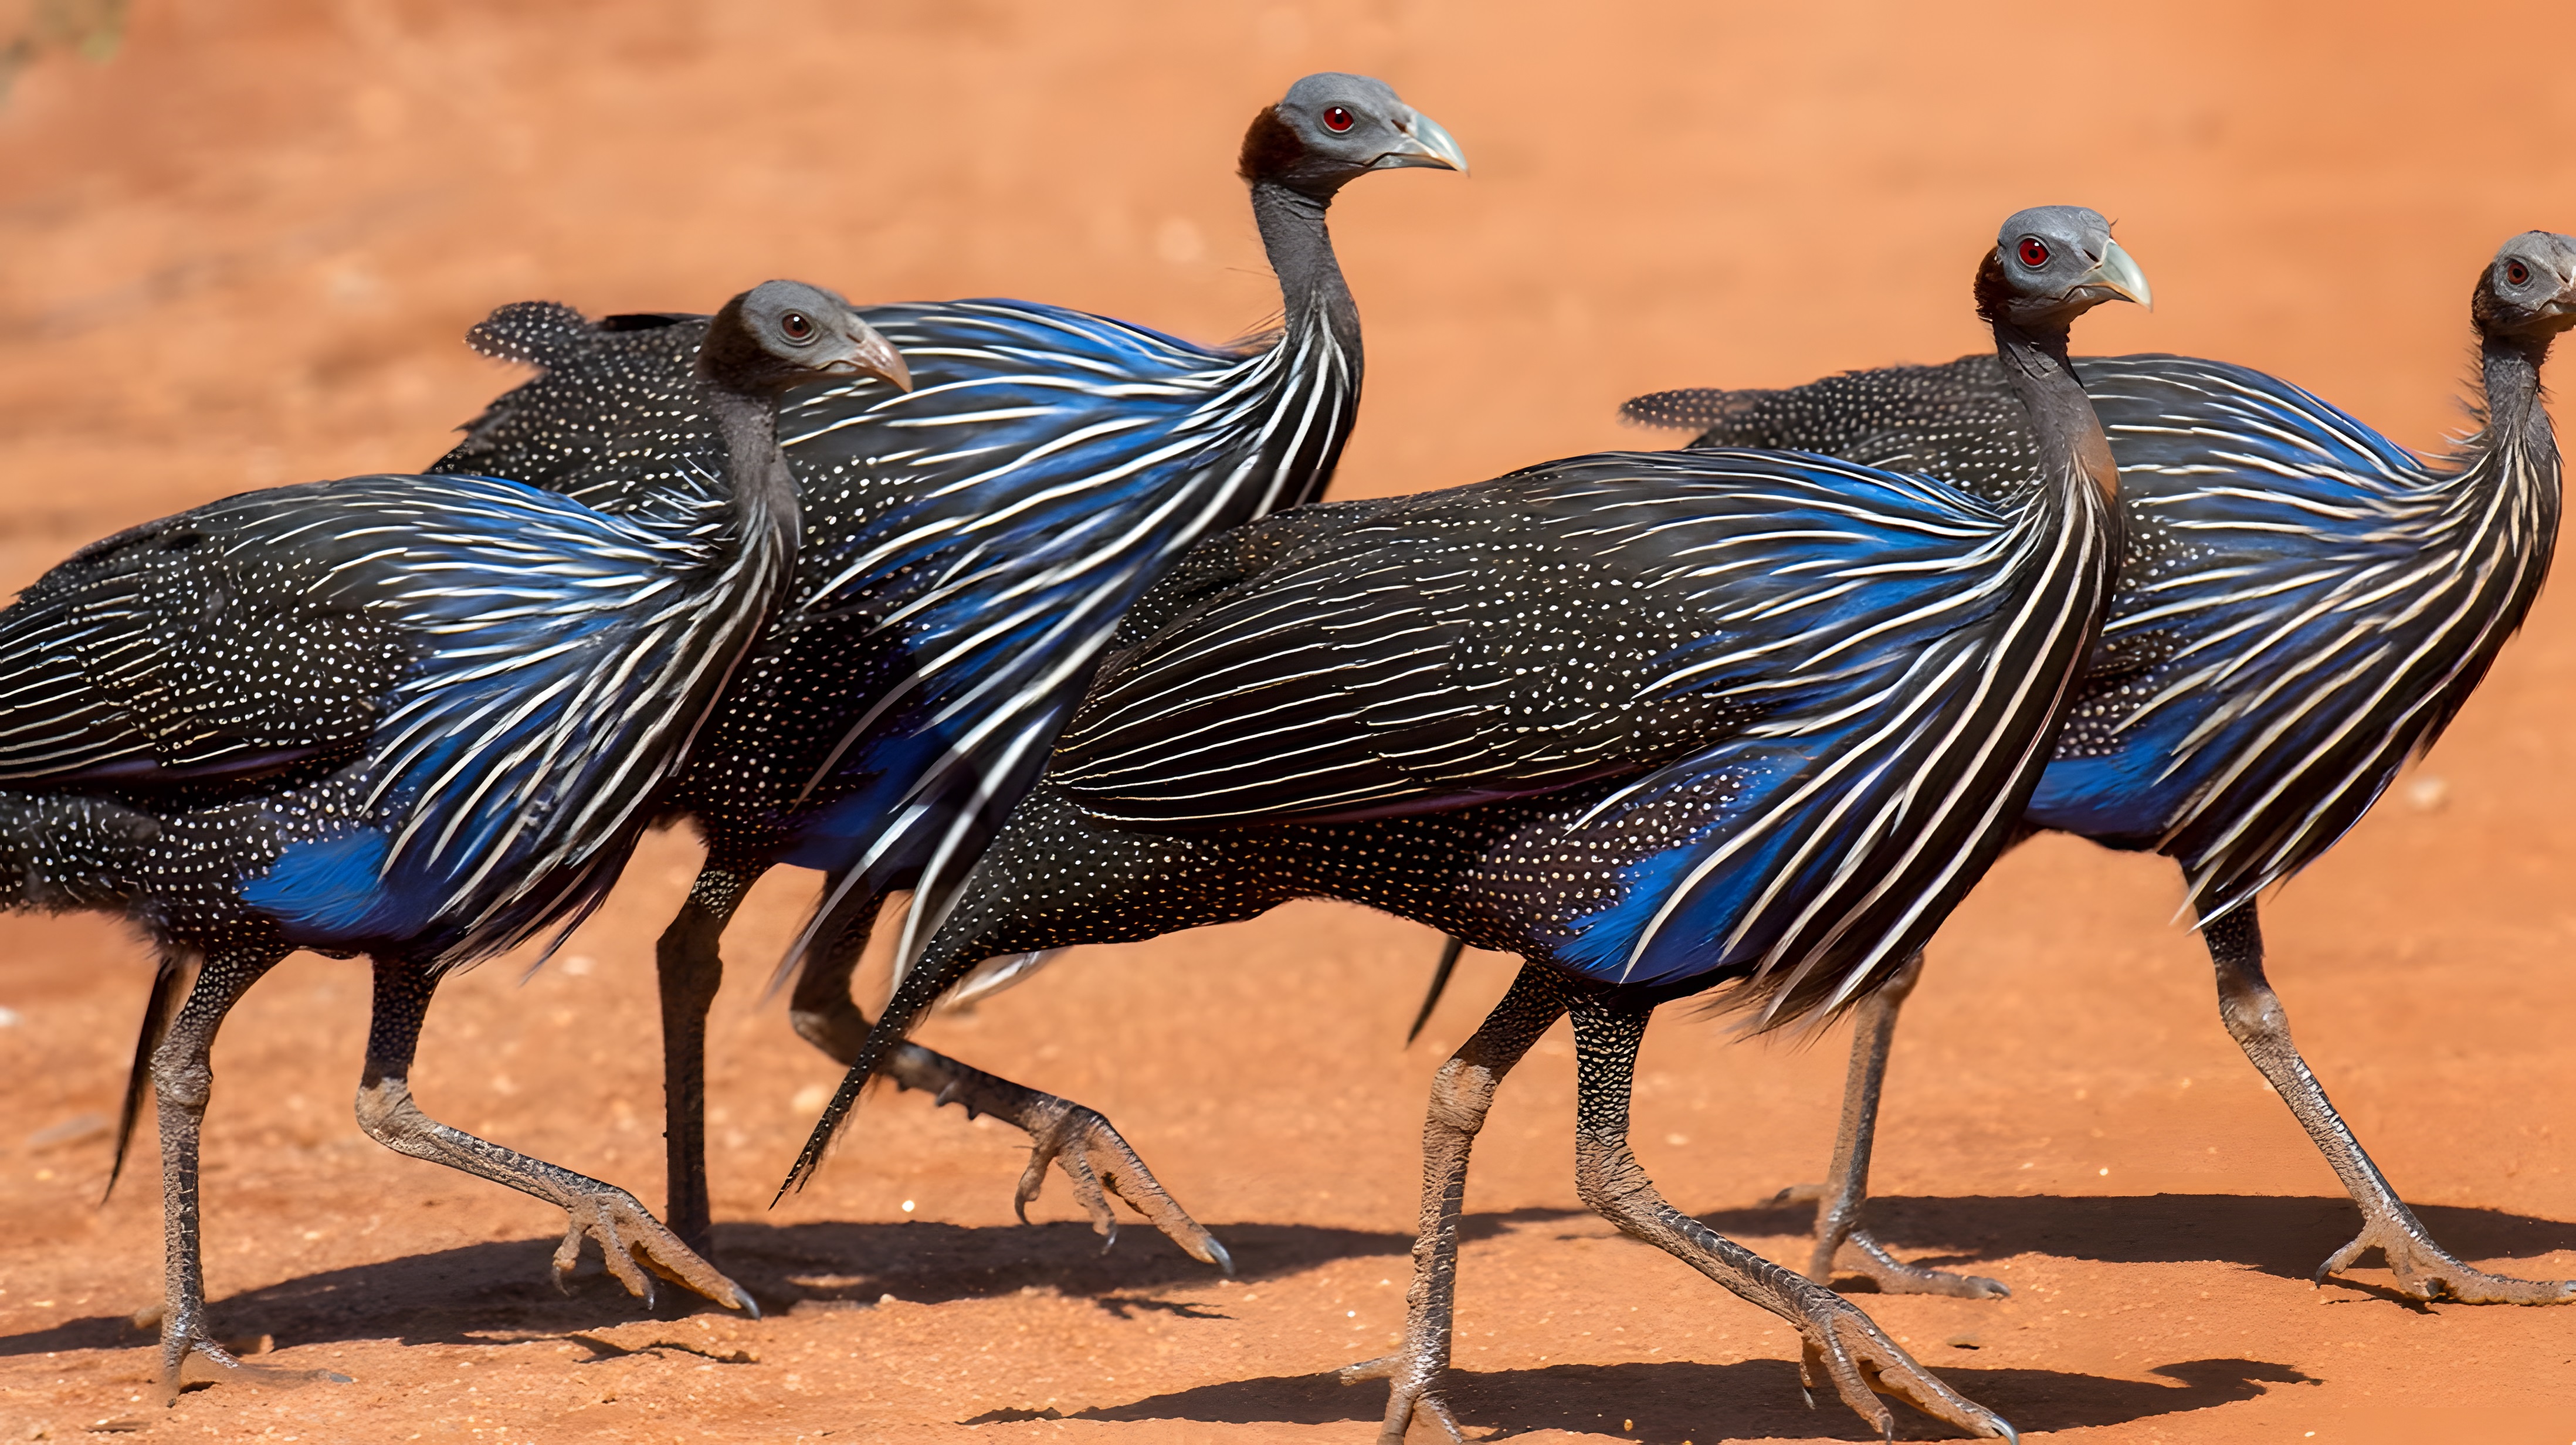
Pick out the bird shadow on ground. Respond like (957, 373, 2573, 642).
(8, 1192, 2563, 1367)
(0, 1213, 1438, 1359)
(1690, 1192, 2576, 1286)
(994, 1355, 2318, 1440)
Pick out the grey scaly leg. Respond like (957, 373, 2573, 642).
(656, 860, 762, 1257)
(1779, 951, 2008, 1298)
(354, 955, 756, 1315)
(2206, 905, 2574, 1303)
(787, 891, 1228, 1271)
(1340, 964, 1567, 1444)
(1567, 987, 2015, 1442)
(150, 944, 344, 1402)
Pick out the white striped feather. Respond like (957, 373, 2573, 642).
(2077, 360, 2554, 915)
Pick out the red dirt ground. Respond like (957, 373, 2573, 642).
(5, 3, 2576, 1441)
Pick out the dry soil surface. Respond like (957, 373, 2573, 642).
(5, 4, 2576, 1442)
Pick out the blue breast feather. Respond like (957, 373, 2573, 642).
(771, 301, 1305, 859)
(2019, 357, 2453, 853)
(237, 474, 724, 961)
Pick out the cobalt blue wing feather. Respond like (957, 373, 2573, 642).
(1053, 450, 2115, 1019)
(179, 474, 765, 967)
(2046, 356, 2553, 914)
(1655, 352, 2559, 918)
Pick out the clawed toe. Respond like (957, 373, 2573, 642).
(553, 1190, 755, 1315)
(1795, 1287, 2015, 1440)
(161, 1335, 352, 1405)
(2318, 1224, 2576, 1305)
(1837, 1229, 2009, 1300)
(1338, 1352, 1465, 1444)
(1019, 1103, 1232, 1274)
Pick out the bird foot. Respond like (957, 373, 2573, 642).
(1339, 1350, 1467, 1444)
(2317, 1216, 2576, 1305)
(1013, 1096, 1233, 1276)
(552, 1188, 760, 1317)
(158, 1331, 351, 1406)
(1790, 1280, 2016, 1441)
(1829, 1227, 2010, 1300)
(1772, 1183, 2008, 1298)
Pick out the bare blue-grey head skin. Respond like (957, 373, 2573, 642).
(1980, 205, 2152, 329)
(1248, 71, 1469, 196)
(2476, 230, 2576, 343)
(698, 279, 911, 396)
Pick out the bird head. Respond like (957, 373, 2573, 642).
(1239, 72, 1468, 198)
(697, 280, 912, 396)
(2473, 231, 2576, 343)
(1974, 206, 2152, 333)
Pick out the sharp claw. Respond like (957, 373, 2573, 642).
(1205, 1236, 1236, 1278)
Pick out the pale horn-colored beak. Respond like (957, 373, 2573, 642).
(2077, 236, 2153, 310)
(1375, 105, 1469, 175)
(844, 317, 913, 392)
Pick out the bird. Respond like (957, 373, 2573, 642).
(425, 72, 1466, 1268)
(783, 206, 2150, 1443)
(17, 281, 907, 1397)
(1606, 230, 2576, 1306)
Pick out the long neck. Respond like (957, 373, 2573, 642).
(707, 388, 803, 576)
(2472, 331, 2557, 480)
(1992, 318, 2119, 511)
(1252, 179, 1361, 368)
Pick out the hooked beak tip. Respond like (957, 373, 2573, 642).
(1383, 108, 1469, 175)
(855, 331, 913, 392)
(2085, 238, 2154, 311)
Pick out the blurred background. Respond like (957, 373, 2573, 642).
(3, 4, 2575, 1441)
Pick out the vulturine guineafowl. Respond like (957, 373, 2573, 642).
(25, 283, 905, 1396)
(1595, 231, 2576, 1307)
(785, 208, 2150, 1441)
(428, 73, 1465, 1268)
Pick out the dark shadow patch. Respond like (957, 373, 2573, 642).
(12, 1194, 2559, 1365)
(562, 1331, 754, 1365)
(1692, 1192, 2576, 1285)
(1063, 1355, 2317, 1440)
(0, 1215, 1428, 1358)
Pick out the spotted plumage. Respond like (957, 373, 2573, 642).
(791, 206, 2151, 1445)
(1638, 339, 2560, 913)
(428, 73, 1465, 1257)
(28, 281, 906, 1395)
(1632, 232, 2576, 1308)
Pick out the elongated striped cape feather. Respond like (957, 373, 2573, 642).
(1645, 353, 2560, 918)
(1055, 449, 2114, 1018)
(0, 473, 765, 968)
(437, 295, 1360, 973)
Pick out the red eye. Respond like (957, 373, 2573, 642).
(2507, 259, 2532, 286)
(2017, 237, 2050, 268)
(781, 311, 814, 341)
(1322, 106, 1354, 133)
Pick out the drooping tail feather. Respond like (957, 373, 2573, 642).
(105, 956, 188, 1203)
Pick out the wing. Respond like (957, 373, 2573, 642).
(2042, 355, 2540, 914)
(1050, 450, 2021, 830)
(433, 304, 727, 525)
(192, 474, 754, 966)
(1629, 355, 2040, 494)
(1645, 350, 2541, 915)
(737, 301, 1321, 969)
(0, 508, 404, 786)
